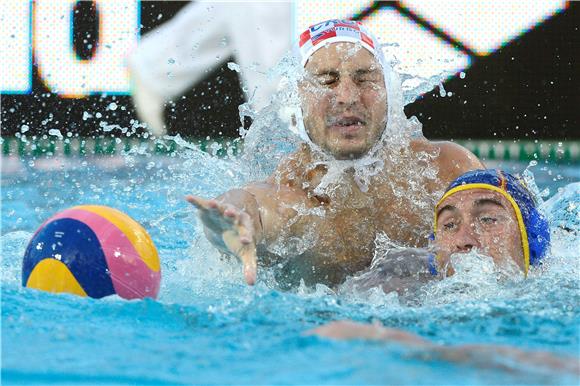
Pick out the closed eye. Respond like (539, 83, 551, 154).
(354, 77, 374, 84)
(353, 70, 381, 83)
(315, 72, 338, 86)
(354, 75, 380, 84)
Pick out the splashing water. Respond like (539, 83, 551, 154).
(2, 49, 579, 384)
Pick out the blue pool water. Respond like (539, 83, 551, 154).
(2, 151, 579, 384)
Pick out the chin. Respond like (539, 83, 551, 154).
(332, 150, 369, 160)
(327, 141, 372, 160)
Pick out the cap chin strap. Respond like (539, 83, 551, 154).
(287, 105, 312, 144)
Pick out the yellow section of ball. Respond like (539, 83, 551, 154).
(26, 259, 88, 297)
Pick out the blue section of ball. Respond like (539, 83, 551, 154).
(22, 218, 115, 298)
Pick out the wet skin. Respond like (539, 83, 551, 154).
(342, 185, 530, 295)
(188, 42, 483, 287)
(299, 43, 387, 160)
(308, 320, 580, 375)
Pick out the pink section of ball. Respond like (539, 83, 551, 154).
(50, 208, 160, 299)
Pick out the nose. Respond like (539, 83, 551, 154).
(454, 222, 480, 253)
(333, 77, 360, 107)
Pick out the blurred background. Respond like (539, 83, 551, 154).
(1, 0, 578, 161)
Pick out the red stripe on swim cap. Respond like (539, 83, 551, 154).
(497, 169, 508, 191)
(361, 32, 374, 48)
(297, 19, 378, 66)
(312, 28, 337, 46)
(299, 30, 311, 47)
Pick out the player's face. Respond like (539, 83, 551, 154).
(435, 189, 524, 271)
(300, 43, 387, 159)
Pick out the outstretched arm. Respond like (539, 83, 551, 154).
(309, 321, 579, 374)
(187, 182, 307, 285)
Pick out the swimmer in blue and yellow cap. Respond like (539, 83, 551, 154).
(311, 171, 563, 368)
(433, 169, 550, 275)
(337, 169, 551, 295)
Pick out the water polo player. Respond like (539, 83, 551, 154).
(345, 169, 551, 295)
(187, 19, 482, 287)
(308, 173, 564, 371)
(433, 169, 550, 275)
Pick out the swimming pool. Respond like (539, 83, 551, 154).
(2, 148, 579, 384)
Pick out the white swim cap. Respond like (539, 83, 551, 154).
(297, 20, 377, 66)
(290, 19, 407, 147)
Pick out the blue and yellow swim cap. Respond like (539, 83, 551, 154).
(434, 169, 550, 274)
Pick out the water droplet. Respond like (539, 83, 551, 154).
(438, 83, 446, 97)
(227, 62, 240, 72)
(48, 129, 63, 139)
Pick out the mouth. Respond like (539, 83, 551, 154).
(327, 116, 366, 136)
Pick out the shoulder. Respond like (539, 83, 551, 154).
(434, 141, 482, 167)
(245, 155, 310, 207)
(267, 144, 311, 186)
(411, 139, 484, 184)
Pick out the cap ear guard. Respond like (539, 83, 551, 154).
(504, 173, 551, 267)
(525, 209, 551, 266)
(283, 105, 310, 143)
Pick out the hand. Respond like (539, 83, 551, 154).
(186, 195, 257, 285)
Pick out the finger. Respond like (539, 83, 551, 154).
(185, 195, 205, 209)
(237, 214, 255, 244)
(185, 195, 218, 211)
(223, 204, 238, 218)
(222, 231, 257, 285)
(240, 246, 257, 286)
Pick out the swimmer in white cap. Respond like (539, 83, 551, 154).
(187, 19, 483, 287)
